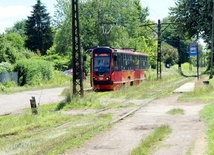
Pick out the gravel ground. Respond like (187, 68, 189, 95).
(63, 94, 207, 155)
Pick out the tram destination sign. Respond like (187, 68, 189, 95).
(189, 43, 198, 56)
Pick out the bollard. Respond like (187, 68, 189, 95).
(30, 96, 38, 114)
(203, 81, 209, 85)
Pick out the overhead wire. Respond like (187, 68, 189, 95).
(141, 0, 165, 20)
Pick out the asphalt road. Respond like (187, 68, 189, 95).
(0, 87, 66, 115)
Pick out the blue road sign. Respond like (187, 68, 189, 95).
(189, 43, 198, 56)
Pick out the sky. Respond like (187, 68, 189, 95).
(0, 0, 175, 33)
(141, 0, 175, 21)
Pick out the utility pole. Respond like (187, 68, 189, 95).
(157, 19, 162, 79)
(177, 37, 181, 73)
(72, 0, 84, 96)
(197, 44, 199, 80)
(210, 0, 214, 79)
(141, 19, 173, 79)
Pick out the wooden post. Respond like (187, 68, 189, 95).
(30, 96, 38, 114)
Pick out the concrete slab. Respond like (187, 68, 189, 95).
(173, 82, 195, 93)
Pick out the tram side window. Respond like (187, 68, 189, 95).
(124, 54, 128, 70)
(115, 53, 133, 70)
(145, 56, 148, 69)
(139, 56, 148, 69)
(127, 54, 133, 70)
(125, 54, 128, 70)
(121, 54, 125, 70)
(114, 53, 122, 71)
(140, 57, 142, 69)
(139, 56, 143, 69)
(135, 55, 140, 69)
(121, 54, 131, 70)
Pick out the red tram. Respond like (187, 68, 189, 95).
(90, 46, 148, 90)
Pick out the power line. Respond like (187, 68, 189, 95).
(141, 20, 175, 80)
(141, 0, 164, 20)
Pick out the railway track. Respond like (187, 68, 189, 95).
(0, 75, 196, 154)
(57, 77, 193, 138)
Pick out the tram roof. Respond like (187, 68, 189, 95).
(115, 49, 148, 56)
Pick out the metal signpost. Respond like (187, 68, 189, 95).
(189, 43, 199, 80)
(189, 43, 198, 56)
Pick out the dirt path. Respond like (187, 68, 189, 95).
(64, 94, 207, 155)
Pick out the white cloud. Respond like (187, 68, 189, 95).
(0, 5, 31, 33)
(0, 5, 31, 18)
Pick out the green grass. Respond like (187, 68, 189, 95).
(1, 63, 213, 154)
(167, 108, 185, 115)
(107, 69, 193, 100)
(0, 104, 112, 155)
(58, 69, 191, 111)
(49, 66, 195, 115)
(178, 77, 214, 103)
(178, 75, 214, 155)
(131, 125, 172, 155)
(201, 103, 214, 155)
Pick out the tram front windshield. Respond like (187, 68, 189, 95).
(93, 49, 111, 76)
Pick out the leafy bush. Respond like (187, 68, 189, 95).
(0, 83, 6, 91)
(145, 69, 156, 81)
(4, 33, 25, 50)
(0, 33, 37, 65)
(0, 62, 13, 73)
(14, 59, 54, 86)
(42, 54, 70, 71)
(3, 81, 17, 88)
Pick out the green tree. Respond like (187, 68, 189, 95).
(5, 33, 25, 50)
(169, 0, 212, 45)
(25, 0, 53, 55)
(53, 0, 151, 51)
(161, 17, 192, 63)
(0, 34, 36, 64)
(5, 20, 27, 37)
(50, 0, 72, 56)
(52, 0, 156, 70)
(161, 43, 178, 66)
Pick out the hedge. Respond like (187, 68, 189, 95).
(14, 59, 54, 86)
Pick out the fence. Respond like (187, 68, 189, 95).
(0, 72, 18, 84)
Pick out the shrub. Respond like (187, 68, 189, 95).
(43, 54, 70, 71)
(14, 59, 54, 86)
(0, 62, 13, 73)
(0, 83, 6, 91)
(3, 81, 17, 88)
(145, 69, 156, 81)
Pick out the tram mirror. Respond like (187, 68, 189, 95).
(114, 55, 117, 61)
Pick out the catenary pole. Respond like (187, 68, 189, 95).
(210, 0, 214, 79)
(141, 19, 174, 80)
(72, 0, 84, 96)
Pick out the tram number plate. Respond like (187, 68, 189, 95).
(99, 77, 103, 80)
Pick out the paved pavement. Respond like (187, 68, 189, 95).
(173, 82, 195, 93)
